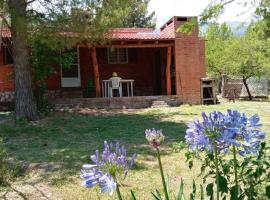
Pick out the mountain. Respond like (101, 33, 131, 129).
(201, 21, 249, 36)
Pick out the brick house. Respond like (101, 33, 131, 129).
(0, 16, 206, 107)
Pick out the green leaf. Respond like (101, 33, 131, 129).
(130, 190, 137, 200)
(206, 183, 214, 198)
(230, 185, 240, 200)
(177, 179, 184, 200)
(266, 185, 270, 198)
(244, 168, 253, 176)
(218, 175, 228, 194)
(177, 17, 198, 34)
(222, 163, 230, 175)
(166, 174, 170, 198)
(200, 184, 204, 200)
(207, 153, 214, 161)
(188, 160, 193, 169)
(151, 192, 162, 200)
(151, 189, 162, 200)
(190, 180, 196, 200)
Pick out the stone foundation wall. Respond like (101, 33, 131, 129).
(53, 95, 181, 110)
(0, 91, 15, 103)
(44, 90, 62, 99)
(0, 90, 62, 103)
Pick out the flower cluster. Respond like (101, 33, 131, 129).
(81, 141, 137, 195)
(145, 128, 165, 148)
(185, 109, 265, 155)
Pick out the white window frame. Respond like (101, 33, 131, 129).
(107, 48, 128, 64)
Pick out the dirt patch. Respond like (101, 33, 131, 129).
(1, 182, 52, 200)
(0, 162, 65, 200)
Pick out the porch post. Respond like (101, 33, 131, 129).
(91, 47, 101, 97)
(166, 46, 172, 95)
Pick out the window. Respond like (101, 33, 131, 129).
(107, 48, 128, 64)
(61, 48, 79, 78)
(3, 46, 13, 65)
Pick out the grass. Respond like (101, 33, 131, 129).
(0, 100, 269, 199)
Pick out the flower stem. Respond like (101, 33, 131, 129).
(113, 175, 123, 200)
(156, 148, 170, 200)
(214, 144, 220, 200)
(95, 188, 101, 200)
(232, 145, 238, 200)
(116, 184, 123, 200)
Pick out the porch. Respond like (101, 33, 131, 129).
(54, 36, 175, 98)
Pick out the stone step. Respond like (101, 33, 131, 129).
(151, 105, 169, 108)
(151, 100, 169, 108)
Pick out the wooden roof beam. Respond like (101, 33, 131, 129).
(80, 43, 174, 48)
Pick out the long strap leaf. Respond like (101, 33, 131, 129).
(151, 190, 163, 200)
(130, 190, 137, 200)
(177, 178, 184, 200)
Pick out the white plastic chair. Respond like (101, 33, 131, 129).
(108, 77, 122, 97)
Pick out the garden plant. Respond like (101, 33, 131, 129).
(81, 109, 270, 199)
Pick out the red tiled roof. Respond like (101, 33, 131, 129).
(1, 16, 190, 40)
(1, 26, 176, 41)
(106, 26, 175, 40)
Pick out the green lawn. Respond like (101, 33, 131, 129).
(0, 100, 269, 199)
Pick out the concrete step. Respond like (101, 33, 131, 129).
(151, 100, 169, 108)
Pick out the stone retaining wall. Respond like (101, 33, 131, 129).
(0, 90, 62, 104)
(53, 95, 181, 110)
(0, 91, 15, 102)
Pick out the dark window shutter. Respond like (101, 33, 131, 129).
(97, 48, 108, 64)
(128, 48, 138, 64)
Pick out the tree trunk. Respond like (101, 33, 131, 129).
(243, 77, 253, 100)
(221, 74, 227, 97)
(91, 47, 101, 97)
(9, 0, 39, 120)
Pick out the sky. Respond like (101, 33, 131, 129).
(148, 0, 256, 28)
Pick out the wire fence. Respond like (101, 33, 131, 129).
(224, 77, 269, 98)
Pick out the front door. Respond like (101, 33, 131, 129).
(61, 47, 81, 87)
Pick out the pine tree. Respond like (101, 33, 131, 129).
(123, 0, 156, 28)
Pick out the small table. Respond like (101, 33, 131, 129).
(102, 79, 134, 97)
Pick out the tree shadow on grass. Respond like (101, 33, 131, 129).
(0, 111, 187, 186)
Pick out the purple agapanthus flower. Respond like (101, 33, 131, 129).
(185, 111, 226, 152)
(185, 109, 265, 156)
(145, 128, 165, 148)
(185, 120, 213, 151)
(81, 141, 137, 195)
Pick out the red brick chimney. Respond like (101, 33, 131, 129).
(160, 16, 199, 38)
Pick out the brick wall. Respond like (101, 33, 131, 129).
(0, 65, 14, 92)
(174, 38, 206, 104)
(169, 16, 206, 104)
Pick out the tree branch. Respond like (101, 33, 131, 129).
(26, 0, 38, 5)
(221, 0, 236, 7)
